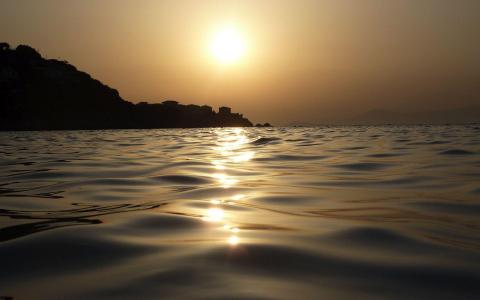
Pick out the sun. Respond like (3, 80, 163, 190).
(210, 27, 246, 64)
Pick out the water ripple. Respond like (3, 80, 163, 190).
(1, 126, 480, 299)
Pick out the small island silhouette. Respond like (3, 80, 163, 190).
(0, 43, 254, 130)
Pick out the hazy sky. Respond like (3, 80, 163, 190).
(1, 0, 479, 124)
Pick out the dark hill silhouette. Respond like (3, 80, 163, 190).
(0, 43, 252, 130)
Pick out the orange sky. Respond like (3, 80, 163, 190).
(1, 0, 479, 124)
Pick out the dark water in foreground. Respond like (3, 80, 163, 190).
(1, 126, 480, 299)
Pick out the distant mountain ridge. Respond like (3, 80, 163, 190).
(288, 107, 480, 127)
(348, 107, 480, 125)
(0, 42, 252, 130)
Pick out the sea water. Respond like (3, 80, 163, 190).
(1, 126, 480, 299)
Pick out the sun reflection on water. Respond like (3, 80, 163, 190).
(212, 173, 238, 188)
(232, 151, 254, 163)
(203, 208, 224, 222)
(230, 194, 245, 201)
(211, 160, 226, 170)
(228, 235, 239, 246)
(203, 128, 255, 246)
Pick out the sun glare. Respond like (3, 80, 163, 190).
(210, 26, 246, 64)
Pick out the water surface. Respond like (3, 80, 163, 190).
(1, 126, 480, 299)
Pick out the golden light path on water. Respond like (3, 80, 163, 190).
(2, 126, 480, 299)
(202, 128, 254, 246)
